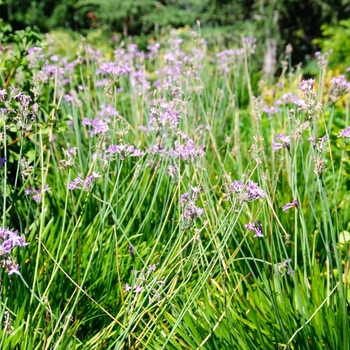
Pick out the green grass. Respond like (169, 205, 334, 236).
(0, 29, 349, 349)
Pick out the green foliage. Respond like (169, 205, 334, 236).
(315, 19, 350, 69)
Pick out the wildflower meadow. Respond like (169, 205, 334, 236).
(0, 27, 350, 349)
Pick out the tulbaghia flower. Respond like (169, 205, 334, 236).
(229, 180, 245, 193)
(275, 258, 294, 276)
(8, 262, 20, 276)
(124, 284, 132, 292)
(0, 89, 7, 100)
(263, 105, 280, 115)
(243, 36, 257, 54)
(180, 192, 190, 206)
(25, 185, 50, 202)
(298, 79, 315, 93)
(99, 104, 119, 118)
(244, 220, 263, 238)
(246, 181, 266, 201)
(282, 200, 299, 211)
(272, 134, 290, 152)
(68, 172, 100, 192)
(97, 62, 131, 77)
(171, 139, 205, 162)
(0, 227, 28, 276)
(338, 126, 350, 138)
(106, 143, 144, 160)
(229, 180, 266, 202)
(308, 137, 315, 146)
(0, 157, 6, 169)
(82, 118, 109, 136)
(129, 245, 135, 260)
(329, 75, 350, 102)
(133, 285, 144, 293)
(180, 189, 204, 228)
(166, 164, 178, 180)
(272, 141, 284, 152)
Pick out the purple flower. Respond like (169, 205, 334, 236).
(308, 137, 315, 146)
(282, 199, 299, 211)
(298, 79, 315, 92)
(6, 229, 30, 248)
(243, 36, 257, 53)
(180, 192, 190, 206)
(229, 180, 245, 193)
(0, 89, 7, 100)
(272, 134, 290, 152)
(272, 141, 284, 152)
(68, 173, 100, 192)
(244, 220, 263, 238)
(0, 157, 6, 169)
(96, 62, 131, 77)
(282, 258, 292, 268)
(25, 185, 50, 202)
(229, 180, 266, 202)
(275, 258, 294, 276)
(246, 181, 266, 201)
(129, 245, 135, 260)
(83, 118, 109, 136)
(134, 285, 143, 293)
(338, 126, 350, 138)
(263, 105, 280, 115)
(330, 75, 350, 93)
(106, 143, 144, 160)
(149, 264, 156, 272)
(0, 227, 28, 276)
(8, 262, 20, 276)
(124, 283, 132, 292)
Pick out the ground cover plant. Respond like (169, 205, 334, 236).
(0, 27, 350, 349)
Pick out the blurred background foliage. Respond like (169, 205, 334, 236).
(0, 0, 350, 68)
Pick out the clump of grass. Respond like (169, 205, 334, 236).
(0, 28, 349, 349)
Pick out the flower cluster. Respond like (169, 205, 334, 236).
(60, 144, 78, 168)
(296, 79, 322, 118)
(68, 172, 101, 192)
(216, 49, 243, 73)
(145, 98, 182, 133)
(244, 220, 263, 238)
(0, 157, 6, 170)
(243, 36, 257, 54)
(228, 180, 266, 202)
(272, 134, 290, 152)
(124, 264, 166, 304)
(282, 200, 298, 211)
(309, 135, 328, 175)
(338, 126, 350, 138)
(106, 143, 144, 160)
(83, 118, 109, 136)
(0, 227, 29, 276)
(131, 70, 151, 95)
(180, 187, 204, 228)
(274, 258, 294, 276)
(96, 62, 131, 78)
(171, 139, 205, 162)
(329, 75, 350, 102)
(25, 185, 51, 203)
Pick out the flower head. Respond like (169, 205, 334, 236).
(282, 199, 299, 211)
(0, 157, 6, 169)
(298, 79, 315, 93)
(272, 134, 290, 152)
(338, 126, 350, 138)
(124, 283, 132, 292)
(244, 220, 263, 238)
